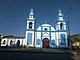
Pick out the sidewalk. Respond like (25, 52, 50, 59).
(72, 52, 80, 60)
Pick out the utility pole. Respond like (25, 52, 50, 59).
(68, 7, 72, 51)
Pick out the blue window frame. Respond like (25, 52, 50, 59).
(36, 39, 40, 45)
(60, 34, 66, 45)
(27, 33, 32, 44)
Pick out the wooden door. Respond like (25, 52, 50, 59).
(43, 38, 49, 48)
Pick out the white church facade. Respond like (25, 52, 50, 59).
(25, 8, 68, 48)
(1, 8, 68, 48)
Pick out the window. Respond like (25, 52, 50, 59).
(44, 28, 47, 31)
(36, 39, 40, 45)
(29, 22, 32, 29)
(60, 23, 63, 30)
(27, 33, 32, 44)
(3, 40, 6, 44)
(10, 40, 13, 45)
(60, 34, 66, 45)
(51, 40, 56, 45)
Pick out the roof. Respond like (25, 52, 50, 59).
(2, 35, 25, 39)
(41, 24, 51, 26)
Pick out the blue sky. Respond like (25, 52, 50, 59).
(0, 0, 80, 36)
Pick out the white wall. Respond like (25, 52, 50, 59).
(1, 38, 25, 47)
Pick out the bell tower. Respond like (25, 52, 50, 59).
(25, 8, 35, 47)
(27, 8, 35, 30)
(56, 9, 68, 47)
(56, 9, 66, 31)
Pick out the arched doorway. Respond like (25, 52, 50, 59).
(42, 38, 49, 48)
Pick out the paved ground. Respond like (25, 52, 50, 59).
(0, 48, 74, 60)
(0, 48, 80, 60)
(72, 52, 80, 60)
(0, 48, 71, 53)
(0, 52, 73, 60)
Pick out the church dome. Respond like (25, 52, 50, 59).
(41, 24, 51, 26)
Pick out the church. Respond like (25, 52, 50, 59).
(25, 8, 68, 48)
(1, 8, 68, 48)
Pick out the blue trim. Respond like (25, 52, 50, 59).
(27, 33, 32, 44)
(36, 30, 56, 32)
(26, 29, 35, 31)
(36, 39, 40, 45)
(56, 20, 66, 22)
(27, 20, 35, 21)
(56, 24, 66, 25)
(36, 30, 67, 32)
(51, 40, 56, 46)
(60, 34, 66, 45)
(56, 30, 67, 32)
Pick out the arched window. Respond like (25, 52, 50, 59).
(10, 40, 13, 45)
(3, 40, 6, 44)
(51, 40, 56, 45)
(60, 23, 63, 30)
(29, 22, 32, 29)
(36, 39, 40, 45)
(44, 28, 47, 31)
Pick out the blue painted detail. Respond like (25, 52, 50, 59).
(51, 40, 56, 45)
(56, 24, 66, 26)
(27, 33, 32, 44)
(36, 30, 67, 32)
(36, 39, 40, 45)
(26, 29, 35, 31)
(60, 34, 66, 45)
(56, 30, 67, 32)
(56, 20, 66, 22)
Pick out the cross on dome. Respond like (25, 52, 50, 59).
(59, 9, 62, 12)
(45, 21, 47, 24)
(31, 8, 33, 12)
(29, 8, 35, 20)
